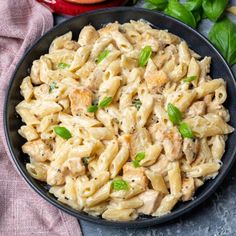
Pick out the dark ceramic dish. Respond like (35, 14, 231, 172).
(4, 7, 236, 228)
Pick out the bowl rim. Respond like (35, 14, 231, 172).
(4, 7, 236, 228)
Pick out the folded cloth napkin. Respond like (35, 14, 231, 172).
(0, 1, 82, 235)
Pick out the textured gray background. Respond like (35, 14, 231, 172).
(55, 1, 236, 235)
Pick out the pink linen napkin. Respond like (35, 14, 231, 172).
(0, 1, 82, 235)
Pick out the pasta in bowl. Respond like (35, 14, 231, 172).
(15, 20, 234, 221)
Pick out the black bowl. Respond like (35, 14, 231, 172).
(4, 7, 236, 228)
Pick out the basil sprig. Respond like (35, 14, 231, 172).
(49, 81, 58, 93)
(209, 18, 236, 66)
(167, 103, 182, 125)
(184, 76, 197, 83)
(87, 97, 113, 113)
(165, 0, 196, 28)
(111, 179, 129, 191)
(54, 126, 72, 140)
(133, 152, 145, 168)
(96, 49, 110, 64)
(139, 46, 152, 67)
(202, 0, 228, 22)
(58, 62, 70, 69)
(144, 0, 168, 10)
(178, 122, 194, 138)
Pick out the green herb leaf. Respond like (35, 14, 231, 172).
(98, 97, 113, 108)
(165, 0, 196, 28)
(184, 76, 197, 83)
(96, 50, 110, 64)
(132, 152, 145, 168)
(111, 179, 129, 191)
(178, 122, 194, 138)
(87, 105, 98, 113)
(58, 62, 70, 69)
(167, 103, 182, 125)
(132, 99, 142, 110)
(184, 0, 202, 11)
(49, 81, 58, 93)
(192, 9, 203, 24)
(209, 18, 236, 65)
(139, 46, 152, 67)
(202, 0, 228, 22)
(144, 0, 168, 10)
(54, 126, 72, 140)
(82, 157, 89, 166)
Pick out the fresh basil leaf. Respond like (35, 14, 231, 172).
(49, 81, 58, 93)
(139, 46, 152, 67)
(192, 9, 203, 24)
(58, 62, 70, 69)
(178, 122, 194, 138)
(133, 152, 145, 168)
(144, 0, 168, 10)
(202, 0, 228, 22)
(111, 179, 129, 191)
(184, 0, 202, 11)
(54, 126, 72, 140)
(132, 99, 142, 110)
(96, 49, 110, 64)
(165, 0, 196, 28)
(87, 105, 98, 113)
(167, 103, 182, 125)
(82, 157, 89, 166)
(144, 2, 160, 10)
(184, 76, 197, 82)
(98, 97, 113, 108)
(209, 18, 236, 65)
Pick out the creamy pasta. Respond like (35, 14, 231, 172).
(16, 20, 234, 221)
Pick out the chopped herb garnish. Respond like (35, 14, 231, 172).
(87, 105, 98, 113)
(111, 179, 129, 191)
(138, 46, 152, 67)
(167, 103, 182, 125)
(49, 81, 58, 93)
(178, 122, 194, 138)
(132, 99, 142, 110)
(82, 157, 89, 166)
(96, 50, 110, 64)
(184, 76, 197, 83)
(58, 62, 70, 69)
(98, 97, 113, 108)
(132, 152, 145, 168)
(54, 126, 72, 140)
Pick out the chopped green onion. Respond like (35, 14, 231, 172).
(132, 152, 145, 168)
(54, 126, 72, 140)
(49, 81, 58, 93)
(132, 99, 142, 110)
(98, 97, 113, 108)
(111, 179, 129, 191)
(138, 46, 152, 67)
(58, 62, 70, 69)
(178, 122, 194, 138)
(96, 50, 110, 64)
(167, 103, 182, 125)
(82, 157, 89, 166)
(87, 105, 98, 113)
(184, 76, 197, 83)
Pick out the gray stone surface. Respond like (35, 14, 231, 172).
(54, 1, 236, 235)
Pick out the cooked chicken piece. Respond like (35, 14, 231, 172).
(69, 87, 93, 116)
(138, 190, 163, 215)
(22, 139, 52, 162)
(62, 157, 86, 177)
(187, 101, 206, 117)
(30, 60, 41, 85)
(162, 126, 183, 161)
(49, 31, 72, 53)
(130, 128, 151, 159)
(182, 178, 195, 201)
(123, 162, 148, 188)
(183, 138, 200, 164)
(47, 166, 65, 185)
